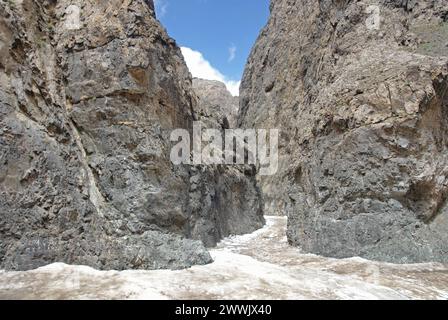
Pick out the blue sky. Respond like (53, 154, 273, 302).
(154, 0, 270, 95)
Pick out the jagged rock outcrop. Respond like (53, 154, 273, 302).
(240, 0, 448, 263)
(193, 78, 239, 128)
(0, 0, 263, 271)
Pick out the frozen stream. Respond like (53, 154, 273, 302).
(1, 216, 447, 300)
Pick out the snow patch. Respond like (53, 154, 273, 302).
(1, 216, 447, 300)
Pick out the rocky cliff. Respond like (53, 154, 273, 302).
(240, 0, 448, 263)
(193, 78, 240, 128)
(0, 0, 263, 271)
(191, 78, 264, 247)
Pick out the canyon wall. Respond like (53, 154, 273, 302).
(191, 78, 264, 247)
(240, 0, 448, 263)
(0, 0, 263, 271)
(193, 78, 240, 128)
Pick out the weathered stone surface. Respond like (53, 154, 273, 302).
(188, 164, 265, 247)
(0, 0, 263, 271)
(193, 78, 239, 128)
(190, 79, 265, 247)
(240, 0, 448, 263)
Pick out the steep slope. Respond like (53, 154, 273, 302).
(240, 0, 448, 263)
(0, 0, 263, 270)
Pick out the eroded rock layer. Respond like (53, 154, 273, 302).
(239, 0, 448, 263)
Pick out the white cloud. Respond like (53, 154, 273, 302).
(181, 47, 241, 96)
(225, 80, 241, 97)
(228, 45, 237, 62)
(154, 0, 168, 18)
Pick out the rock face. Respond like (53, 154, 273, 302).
(240, 0, 448, 263)
(0, 0, 263, 271)
(191, 78, 265, 247)
(193, 78, 240, 128)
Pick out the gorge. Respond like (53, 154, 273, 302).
(1, 0, 448, 300)
(0, 0, 263, 271)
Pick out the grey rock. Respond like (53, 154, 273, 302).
(0, 0, 263, 271)
(188, 164, 265, 247)
(193, 78, 240, 128)
(239, 0, 448, 263)
(191, 80, 265, 247)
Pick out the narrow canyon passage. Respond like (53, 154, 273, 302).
(1, 217, 447, 300)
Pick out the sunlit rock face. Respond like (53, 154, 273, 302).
(239, 0, 448, 263)
(0, 0, 263, 271)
